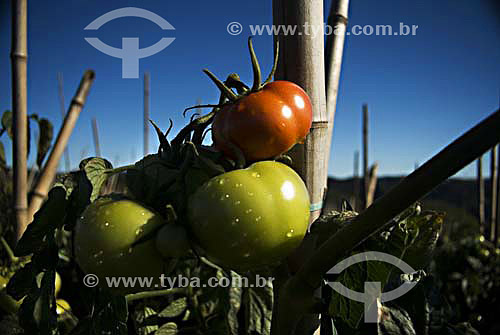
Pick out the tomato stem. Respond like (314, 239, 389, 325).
(203, 69, 238, 101)
(225, 73, 249, 94)
(263, 39, 280, 86)
(183, 104, 221, 118)
(104, 164, 136, 175)
(125, 287, 186, 303)
(248, 37, 262, 91)
(149, 119, 171, 155)
(0, 237, 18, 263)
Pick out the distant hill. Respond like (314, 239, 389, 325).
(324, 177, 496, 239)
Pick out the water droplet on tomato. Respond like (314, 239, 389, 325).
(243, 253, 251, 258)
(255, 216, 262, 222)
(245, 209, 253, 214)
(286, 229, 294, 238)
(218, 179, 225, 185)
(234, 200, 241, 205)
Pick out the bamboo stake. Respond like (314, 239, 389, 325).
(272, 109, 500, 335)
(272, 1, 327, 334)
(144, 72, 150, 156)
(11, 0, 28, 241)
(362, 103, 369, 209)
(490, 145, 498, 241)
(91, 117, 101, 157)
(353, 150, 359, 211)
(496, 147, 500, 246)
(325, 0, 350, 176)
(273, 0, 328, 224)
(365, 162, 378, 207)
(477, 156, 485, 235)
(57, 72, 71, 172)
(27, 71, 95, 226)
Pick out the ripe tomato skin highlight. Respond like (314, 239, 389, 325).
(212, 81, 313, 161)
(74, 198, 166, 294)
(187, 161, 310, 271)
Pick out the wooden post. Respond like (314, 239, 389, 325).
(91, 117, 101, 157)
(28, 71, 95, 225)
(490, 145, 498, 242)
(325, 0, 350, 177)
(144, 72, 150, 156)
(362, 103, 369, 209)
(496, 147, 500, 246)
(11, 0, 28, 241)
(57, 73, 72, 172)
(352, 150, 360, 211)
(477, 156, 485, 235)
(366, 162, 378, 207)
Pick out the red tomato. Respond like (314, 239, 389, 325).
(212, 81, 312, 161)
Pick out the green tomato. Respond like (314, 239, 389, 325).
(187, 161, 310, 271)
(0, 276, 20, 314)
(155, 224, 191, 258)
(56, 299, 71, 315)
(0, 272, 62, 314)
(75, 198, 166, 293)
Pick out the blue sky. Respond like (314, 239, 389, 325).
(0, 0, 499, 178)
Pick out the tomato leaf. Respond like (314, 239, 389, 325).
(58, 172, 92, 231)
(87, 291, 128, 335)
(326, 205, 425, 330)
(402, 212, 444, 269)
(15, 187, 68, 256)
(126, 155, 178, 203)
(79, 157, 113, 202)
(6, 262, 36, 300)
(0, 141, 5, 166)
(35, 118, 54, 168)
(1, 110, 13, 139)
(155, 322, 178, 335)
(33, 270, 58, 334)
(241, 279, 273, 335)
(375, 305, 416, 335)
(158, 298, 187, 318)
(132, 305, 159, 335)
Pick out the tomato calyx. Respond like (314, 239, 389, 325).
(201, 37, 280, 105)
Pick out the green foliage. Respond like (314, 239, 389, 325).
(35, 118, 54, 168)
(0, 141, 5, 167)
(429, 236, 500, 334)
(318, 205, 444, 333)
(1, 111, 13, 139)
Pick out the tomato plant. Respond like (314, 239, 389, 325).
(187, 161, 310, 271)
(3, 35, 495, 335)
